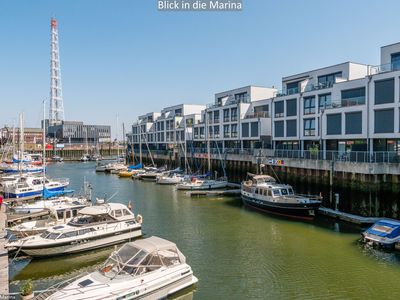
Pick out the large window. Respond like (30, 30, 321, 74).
(213, 111, 220, 123)
(286, 99, 297, 117)
(341, 87, 365, 106)
(274, 121, 284, 137)
(318, 72, 342, 88)
(250, 122, 258, 137)
(223, 125, 230, 138)
(345, 112, 362, 134)
(286, 81, 299, 95)
(319, 94, 331, 109)
(231, 124, 238, 138)
(304, 119, 315, 136)
(235, 92, 248, 102)
(303, 96, 315, 115)
(274, 101, 284, 117)
(326, 114, 341, 135)
(375, 78, 394, 105)
(391, 52, 400, 71)
(286, 120, 297, 137)
(231, 108, 238, 121)
(194, 128, 199, 138)
(242, 123, 249, 137)
(223, 109, 230, 122)
(254, 105, 269, 117)
(375, 109, 394, 133)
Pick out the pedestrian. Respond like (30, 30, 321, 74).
(0, 195, 3, 210)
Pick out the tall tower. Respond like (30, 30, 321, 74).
(49, 18, 65, 125)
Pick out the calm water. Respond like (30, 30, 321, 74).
(9, 162, 400, 299)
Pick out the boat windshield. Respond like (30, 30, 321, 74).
(100, 243, 182, 278)
(40, 230, 60, 240)
(372, 224, 395, 234)
(272, 189, 280, 196)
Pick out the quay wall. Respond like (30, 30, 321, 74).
(138, 153, 400, 193)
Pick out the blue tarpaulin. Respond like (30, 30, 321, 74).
(128, 163, 143, 170)
(43, 188, 74, 199)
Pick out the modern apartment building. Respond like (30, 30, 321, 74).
(192, 86, 277, 151)
(131, 104, 205, 150)
(47, 121, 111, 144)
(272, 42, 400, 157)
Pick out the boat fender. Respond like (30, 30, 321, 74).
(136, 214, 143, 224)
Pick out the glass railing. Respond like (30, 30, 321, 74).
(244, 111, 270, 119)
(371, 62, 400, 74)
(276, 87, 299, 97)
(323, 97, 366, 109)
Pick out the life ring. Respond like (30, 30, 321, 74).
(136, 214, 143, 224)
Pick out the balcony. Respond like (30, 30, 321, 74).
(231, 132, 238, 138)
(231, 116, 238, 122)
(224, 132, 230, 138)
(371, 62, 400, 74)
(276, 87, 299, 97)
(323, 97, 366, 110)
(244, 111, 270, 119)
(213, 118, 220, 124)
(223, 117, 230, 122)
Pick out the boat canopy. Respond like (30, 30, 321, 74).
(43, 188, 74, 199)
(78, 203, 127, 216)
(366, 220, 400, 239)
(247, 173, 276, 184)
(128, 163, 143, 170)
(100, 236, 186, 278)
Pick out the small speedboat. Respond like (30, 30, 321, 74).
(80, 155, 90, 162)
(38, 236, 198, 300)
(362, 220, 400, 249)
(176, 177, 228, 190)
(157, 173, 185, 185)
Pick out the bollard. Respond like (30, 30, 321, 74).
(335, 193, 340, 211)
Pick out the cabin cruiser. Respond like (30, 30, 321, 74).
(8, 199, 89, 238)
(138, 167, 167, 181)
(6, 203, 142, 257)
(3, 176, 69, 199)
(0, 163, 44, 173)
(176, 177, 228, 190)
(105, 163, 127, 173)
(39, 236, 198, 300)
(361, 220, 400, 249)
(241, 174, 322, 220)
(11, 195, 87, 214)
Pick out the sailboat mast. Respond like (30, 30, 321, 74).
(116, 115, 120, 159)
(42, 100, 46, 191)
(184, 126, 187, 173)
(206, 113, 211, 173)
(138, 119, 142, 165)
(19, 113, 24, 174)
(122, 122, 126, 164)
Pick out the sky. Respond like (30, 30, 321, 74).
(1, 0, 400, 138)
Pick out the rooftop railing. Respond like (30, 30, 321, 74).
(370, 62, 400, 74)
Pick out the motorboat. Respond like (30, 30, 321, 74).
(38, 236, 198, 300)
(11, 195, 87, 214)
(95, 162, 107, 172)
(138, 166, 168, 181)
(241, 174, 321, 220)
(3, 176, 70, 199)
(119, 163, 144, 178)
(361, 219, 400, 249)
(0, 163, 44, 173)
(51, 155, 64, 162)
(8, 199, 89, 238)
(6, 203, 143, 257)
(176, 177, 228, 190)
(105, 163, 127, 173)
(157, 173, 185, 185)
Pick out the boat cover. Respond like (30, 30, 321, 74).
(43, 188, 74, 199)
(366, 220, 400, 238)
(128, 163, 143, 170)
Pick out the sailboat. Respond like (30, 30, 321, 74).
(80, 128, 90, 162)
(176, 116, 228, 190)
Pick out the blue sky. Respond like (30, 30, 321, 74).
(1, 0, 400, 138)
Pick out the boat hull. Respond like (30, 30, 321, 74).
(19, 229, 142, 257)
(177, 181, 227, 190)
(241, 194, 320, 220)
(4, 185, 66, 199)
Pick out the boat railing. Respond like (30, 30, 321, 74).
(295, 193, 323, 201)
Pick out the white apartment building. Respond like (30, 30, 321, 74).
(192, 85, 277, 151)
(272, 42, 400, 158)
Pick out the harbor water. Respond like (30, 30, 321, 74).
(9, 162, 400, 299)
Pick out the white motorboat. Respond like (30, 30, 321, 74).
(6, 203, 142, 257)
(8, 199, 89, 238)
(3, 176, 70, 199)
(105, 163, 127, 173)
(0, 163, 44, 174)
(11, 196, 88, 214)
(176, 177, 228, 190)
(157, 173, 184, 185)
(80, 155, 90, 162)
(38, 236, 198, 300)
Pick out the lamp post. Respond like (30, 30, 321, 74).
(320, 107, 325, 160)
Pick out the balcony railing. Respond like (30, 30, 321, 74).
(371, 62, 400, 74)
(323, 97, 366, 110)
(276, 87, 299, 97)
(244, 111, 270, 119)
(223, 117, 230, 122)
(272, 149, 400, 163)
(231, 116, 238, 122)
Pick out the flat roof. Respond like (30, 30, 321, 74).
(381, 41, 400, 48)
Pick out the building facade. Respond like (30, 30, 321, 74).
(47, 121, 111, 144)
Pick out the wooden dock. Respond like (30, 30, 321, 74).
(0, 204, 9, 297)
(186, 189, 241, 197)
(318, 207, 382, 225)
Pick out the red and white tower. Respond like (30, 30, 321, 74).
(49, 18, 65, 125)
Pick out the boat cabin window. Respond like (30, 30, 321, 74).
(72, 209, 78, 217)
(59, 231, 77, 239)
(57, 211, 64, 219)
(281, 189, 288, 196)
(272, 189, 280, 196)
(40, 231, 60, 240)
(267, 190, 272, 196)
(65, 211, 71, 219)
(288, 188, 294, 195)
(32, 179, 41, 185)
(113, 210, 123, 218)
(123, 209, 131, 216)
(78, 228, 94, 235)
